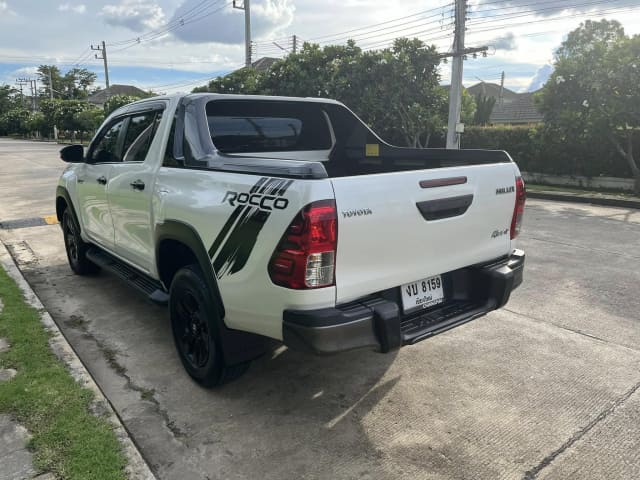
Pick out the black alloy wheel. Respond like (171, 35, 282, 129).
(174, 289, 211, 369)
(62, 209, 99, 275)
(169, 264, 250, 387)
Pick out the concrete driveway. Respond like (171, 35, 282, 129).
(1, 138, 639, 480)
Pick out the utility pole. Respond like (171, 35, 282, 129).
(446, 0, 467, 150)
(443, 0, 488, 149)
(91, 41, 110, 89)
(30, 79, 38, 111)
(233, 0, 252, 67)
(17, 78, 32, 110)
(48, 70, 58, 140)
(499, 71, 505, 106)
(292, 34, 297, 54)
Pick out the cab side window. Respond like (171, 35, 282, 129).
(162, 118, 181, 168)
(122, 111, 163, 163)
(90, 118, 126, 163)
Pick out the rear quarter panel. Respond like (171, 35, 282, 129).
(153, 169, 336, 340)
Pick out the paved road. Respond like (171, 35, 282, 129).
(1, 138, 639, 480)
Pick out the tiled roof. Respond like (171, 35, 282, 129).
(88, 84, 149, 104)
(251, 57, 279, 72)
(490, 92, 544, 124)
(467, 82, 519, 102)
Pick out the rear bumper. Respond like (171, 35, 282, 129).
(283, 249, 525, 355)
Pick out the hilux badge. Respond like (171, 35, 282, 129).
(496, 186, 515, 195)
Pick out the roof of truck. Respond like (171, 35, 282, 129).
(123, 92, 343, 106)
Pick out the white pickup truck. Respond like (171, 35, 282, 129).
(56, 93, 526, 386)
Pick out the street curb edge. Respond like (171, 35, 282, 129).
(0, 241, 157, 480)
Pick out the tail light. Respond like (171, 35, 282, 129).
(269, 200, 337, 289)
(510, 176, 526, 239)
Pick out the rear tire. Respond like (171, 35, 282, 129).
(62, 209, 99, 275)
(169, 264, 249, 387)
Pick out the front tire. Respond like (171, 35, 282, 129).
(169, 265, 249, 387)
(62, 209, 99, 275)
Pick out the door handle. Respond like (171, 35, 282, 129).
(96, 176, 107, 185)
(130, 179, 145, 191)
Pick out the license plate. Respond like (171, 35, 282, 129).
(401, 275, 445, 313)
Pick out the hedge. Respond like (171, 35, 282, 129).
(456, 125, 636, 178)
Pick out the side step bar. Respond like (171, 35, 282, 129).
(86, 247, 169, 306)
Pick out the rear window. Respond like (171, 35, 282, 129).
(206, 100, 332, 154)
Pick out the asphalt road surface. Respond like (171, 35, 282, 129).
(1, 138, 639, 480)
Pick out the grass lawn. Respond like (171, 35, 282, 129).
(0, 266, 127, 480)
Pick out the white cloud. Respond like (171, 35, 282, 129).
(0, 0, 16, 15)
(58, 3, 87, 14)
(487, 32, 517, 51)
(528, 64, 553, 92)
(169, 0, 294, 44)
(101, 0, 165, 32)
(8, 66, 39, 79)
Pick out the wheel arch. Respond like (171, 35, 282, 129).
(155, 220, 226, 318)
(155, 220, 267, 365)
(56, 186, 80, 226)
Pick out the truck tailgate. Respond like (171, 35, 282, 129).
(331, 163, 518, 304)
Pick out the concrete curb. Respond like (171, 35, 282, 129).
(0, 241, 156, 480)
(528, 191, 640, 210)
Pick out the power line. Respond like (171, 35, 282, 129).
(468, 0, 632, 24)
(306, 2, 454, 42)
(358, 25, 455, 51)
(470, 0, 600, 14)
(108, 0, 227, 47)
(319, 17, 454, 46)
(465, 3, 640, 35)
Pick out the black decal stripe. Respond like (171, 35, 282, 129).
(207, 205, 244, 258)
(251, 176, 269, 193)
(277, 179, 294, 196)
(212, 176, 295, 279)
(258, 178, 274, 194)
(215, 208, 270, 278)
(213, 204, 257, 275)
(208, 177, 268, 259)
(266, 178, 286, 196)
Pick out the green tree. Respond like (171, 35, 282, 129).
(460, 89, 477, 126)
(104, 95, 141, 116)
(0, 108, 30, 135)
(76, 108, 105, 134)
(37, 65, 64, 98)
(0, 84, 20, 113)
(26, 111, 47, 136)
(57, 100, 92, 131)
(194, 66, 264, 94)
(331, 38, 444, 147)
(39, 99, 62, 136)
(538, 19, 640, 193)
(473, 94, 496, 125)
(37, 65, 97, 100)
(195, 38, 445, 147)
(260, 41, 362, 98)
(63, 68, 97, 99)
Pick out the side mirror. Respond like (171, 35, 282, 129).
(60, 144, 84, 163)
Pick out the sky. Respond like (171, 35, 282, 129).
(1, 0, 640, 95)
